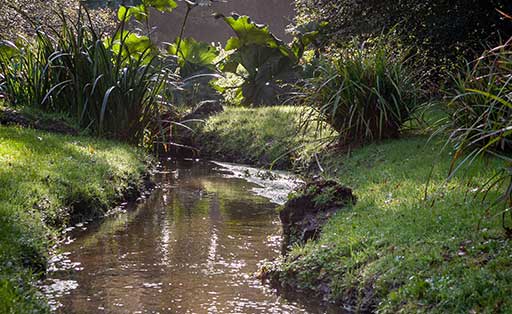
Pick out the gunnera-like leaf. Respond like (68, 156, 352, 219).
(168, 37, 219, 76)
(118, 0, 177, 22)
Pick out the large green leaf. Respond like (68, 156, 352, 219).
(118, 5, 146, 21)
(220, 14, 299, 106)
(105, 31, 154, 63)
(168, 37, 219, 76)
(145, 0, 177, 12)
(117, 0, 177, 22)
(290, 21, 329, 58)
(223, 15, 282, 50)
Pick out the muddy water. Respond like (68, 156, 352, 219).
(43, 160, 330, 313)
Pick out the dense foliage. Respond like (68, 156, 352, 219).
(295, 0, 512, 81)
(0, 0, 115, 39)
(439, 35, 512, 230)
(447, 40, 512, 158)
(217, 15, 301, 106)
(0, 4, 181, 145)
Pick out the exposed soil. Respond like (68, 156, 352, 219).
(0, 107, 79, 135)
(279, 179, 357, 254)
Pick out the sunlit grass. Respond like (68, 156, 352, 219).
(195, 106, 334, 169)
(278, 136, 512, 313)
(195, 104, 512, 312)
(0, 125, 149, 313)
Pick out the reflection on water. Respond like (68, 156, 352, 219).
(43, 160, 327, 313)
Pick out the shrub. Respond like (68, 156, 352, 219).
(0, 0, 115, 40)
(446, 39, 512, 158)
(297, 36, 422, 144)
(294, 0, 512, 82)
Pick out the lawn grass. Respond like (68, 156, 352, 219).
(0, 125, 151, 313)
(194, 106, 331, 169)
(196, 106, 512, 313)
(275, 136, 512, 313)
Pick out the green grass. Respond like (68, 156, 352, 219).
(196, 106, 512, 313)
(274, 137, 512, 313)
(0, 125, 151, 313)
(195, 106, 331, 169)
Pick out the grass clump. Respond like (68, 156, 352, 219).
(297, 36, 422, 145)
(440, 34, 512, 232)
(0, 5, 180, 145)
(273, 136, 512, 313)
(0, 125, 150, 313)
(445, 38, 512, 157)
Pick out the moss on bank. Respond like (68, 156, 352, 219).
(196, 106, 512, 313)
(0, 125, 151, 313)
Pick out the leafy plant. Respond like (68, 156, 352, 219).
(294, 0, 512, 84)
(168, 37, 219, 77)
(218, 14, 301, 107)
(117, 0, 177, 22)
(0, 5, 181, 145)
(296, 35, 422, 144)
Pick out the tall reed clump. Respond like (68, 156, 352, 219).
(0, 6, 180, 145)
(443, 35, 512, 230)
(297, 36, 422, 145)
(446, 39, 512, 160)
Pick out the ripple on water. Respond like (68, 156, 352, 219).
(40, 161, 329, 314)
(40, 279, 79, 311)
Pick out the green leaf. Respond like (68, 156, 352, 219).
(168, 37, 219, 76)
(290, 21, 329, 58)
(223, 15, 282, 50)
(219, 14, 300, 106)
(117, 5, 147, 22)
(118, 0, 177, 22)
(105, 31, 154, 63)
(144, 0, 177, 12)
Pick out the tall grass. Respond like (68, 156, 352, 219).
(442, 36, 512, 230)
(446, 39, 512, 160)
(296, 36, 422, 145)
(0, 5, 181, 145)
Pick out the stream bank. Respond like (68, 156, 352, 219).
(192, 106, 512, 313)
(0, 125, 153, 313)
(41, 159, 338, 313)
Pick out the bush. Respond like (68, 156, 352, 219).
(442, 37, 512, 228)
(294, 0, 512, 83)
(0, 0, 115, 40)
(297, 36, 422, 144)
(446, 39, 512, 157)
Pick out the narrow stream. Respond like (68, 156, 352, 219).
(42, 160, 329, 313)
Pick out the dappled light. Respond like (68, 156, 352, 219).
(1, 1, 512, 313)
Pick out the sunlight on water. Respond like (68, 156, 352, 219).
(42, 160, 330, 313)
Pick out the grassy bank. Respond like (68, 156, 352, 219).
(194, 106, 328, 169)
(0, 125, 151, 313)
(196, 107, 512, 313)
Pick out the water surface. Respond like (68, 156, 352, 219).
(43, 160, 327, 313)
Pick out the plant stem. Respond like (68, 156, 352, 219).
(176, 4, 193, 57)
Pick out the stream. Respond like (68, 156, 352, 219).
(41, 159, 333, 313)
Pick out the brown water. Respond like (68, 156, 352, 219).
(42, 160, 332, 314)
